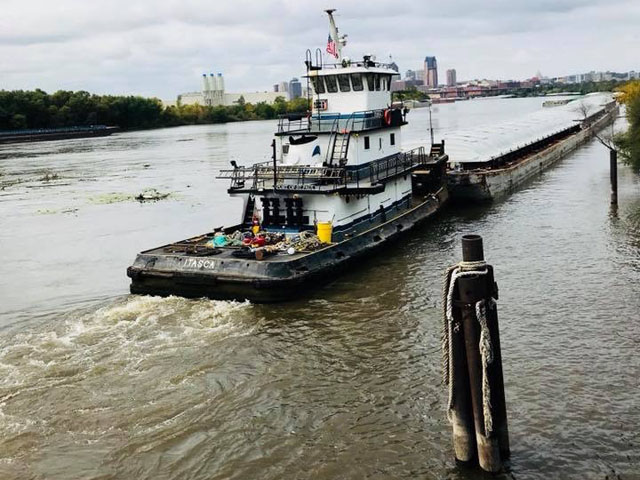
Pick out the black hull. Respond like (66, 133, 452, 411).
(127, 187, 448, 302)
(0, 127, 119, 144)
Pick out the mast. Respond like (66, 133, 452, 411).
(325, 9, 347, 62)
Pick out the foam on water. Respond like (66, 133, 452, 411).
(0, 295, 255, 478)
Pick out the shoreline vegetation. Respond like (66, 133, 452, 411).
(391, 79, 626, 103)
(0, 89, 309, 132)
(1, 81, 626, 133)
(1, 81, 637, 170)
(613, 80, 640, 170)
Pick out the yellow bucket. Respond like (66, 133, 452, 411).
(316, 221, 333, 244)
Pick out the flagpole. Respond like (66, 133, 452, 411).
(325, 9, 342, 62)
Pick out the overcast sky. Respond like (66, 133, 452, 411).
(2, 0, 639, 99)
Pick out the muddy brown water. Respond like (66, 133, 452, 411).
(0, 98, 639, 479)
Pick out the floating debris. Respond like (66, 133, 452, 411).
(38, 171, 60, 182)
(89, 189, 173, 205)
(135, 188, 171, 202)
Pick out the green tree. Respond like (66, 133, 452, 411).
(253, 102, 275, 119)
(614, 80, 640, 170)
(273, 96, 287, 115)
(10, 113, 27, 129)
(286, 97, 309, 113)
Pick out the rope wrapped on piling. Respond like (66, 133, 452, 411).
(441, 259, 496, 435)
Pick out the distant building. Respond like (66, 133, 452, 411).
(424, 56, 438, 88)
(288, 77, 302, 100)
(224, 92, 283, 105)
(273, 84, 280, 92)
(178, 71, 282, 106)
(446, 69, 457, 86)
(391, 78, 424, 92)
(278, 81, 289, 94)
(405, 69, 416, 80)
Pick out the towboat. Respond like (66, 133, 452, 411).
(127, 10, 449, 302)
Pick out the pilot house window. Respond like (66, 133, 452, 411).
(325, 75, 338, 93)
(375, 75, 381, 91)
(366, 73, 375, 91)
(351, 73, 364, 91)
(311, 76, 325, 94)
(364, 136, 370, 150)
(390, 133, 395, 145)
(338, 74, 351, 92)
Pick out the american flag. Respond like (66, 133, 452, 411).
(326, 34, 338, 59)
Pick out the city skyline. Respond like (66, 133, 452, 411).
(2, 0, 640, 98)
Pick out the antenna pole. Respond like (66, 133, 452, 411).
(272, 139, 277, 189)
(429, 102, 434, 146)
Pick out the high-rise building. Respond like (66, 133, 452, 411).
(278, 81, 289, 94)
(405, 69, 416, 80)
(446, 69, 457, 86)
(424, 56, 438, 88)
(288, 78, 302, 100)
(273, 84, 280, 92)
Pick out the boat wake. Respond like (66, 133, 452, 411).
(0, 295, 254, 479)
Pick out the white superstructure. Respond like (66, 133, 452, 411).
(218, 10, 444, 239)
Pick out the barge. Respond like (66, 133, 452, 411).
(127, 10, 449, 302)
(447, 94, 619, 201)
(0, 125, 119, 144)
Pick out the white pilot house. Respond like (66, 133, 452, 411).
(218, 10, 446, 242)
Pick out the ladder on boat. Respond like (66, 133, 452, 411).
(242, 195, 256, 224)
(327, 115, 354, 167)
(430, 141, 445, 157)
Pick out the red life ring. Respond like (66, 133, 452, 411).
(383, 109, 392, 126)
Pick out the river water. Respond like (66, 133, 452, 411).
(0, 98, 639, 479)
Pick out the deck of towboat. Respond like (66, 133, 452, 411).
(138, 230, 319, 263)
(127, 184, 448, 302)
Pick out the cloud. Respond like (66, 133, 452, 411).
(1, 0, 638, 98)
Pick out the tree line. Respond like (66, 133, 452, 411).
(614, 80, 640, 170)
(391, 80, 624, 103)
(0, 89, 309, 131)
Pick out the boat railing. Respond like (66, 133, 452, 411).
(317, 60, 397, 70)
(277, 110, 385, 135)
(218, 146, 431, 192)
(346, 147, 428, 186)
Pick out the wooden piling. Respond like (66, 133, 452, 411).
(444, 234, 510, 473)
(448, 285, 477, 463)
(610, 149, 618, 205)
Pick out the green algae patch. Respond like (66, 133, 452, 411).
(89, 189, 173, 205)
(89, 193, 135, 204)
